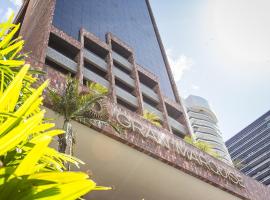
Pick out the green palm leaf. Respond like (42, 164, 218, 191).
(0, 15, 111, 200)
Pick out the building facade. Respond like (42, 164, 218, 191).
(226, 110, 270, 186)
(18, 0, 189, 138)
(14, 0, 270, 199)
(52, 0, 176, 101)
(185, 95, 233, 165)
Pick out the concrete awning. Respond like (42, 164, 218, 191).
(47, 109, 241, 200)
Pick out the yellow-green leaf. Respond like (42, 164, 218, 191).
(0, 65, 29, 112)
(29, 172, 90, 184)
(0, 59, 25, 66)
(14, 136, 51, 176)
(0, 23, 20, 49)
(0, 14, 14, 38)
(0, 40, 24, 56)
(0, 111, 44, 155)
(0, 80, 48, 136)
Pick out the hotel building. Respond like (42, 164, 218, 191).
(15, 0, 269, 199)
(226, 110, 270, 186)
(185, 95, 233, 165)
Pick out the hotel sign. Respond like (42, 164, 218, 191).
(109, 105, 245, 188)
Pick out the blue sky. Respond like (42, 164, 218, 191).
(0, 0, 22, 22)
(1, 0, 269, 141)
(150, 0, 270, 140)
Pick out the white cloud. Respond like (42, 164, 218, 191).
(166, 49, 193, 82)
(9, 0, 23, 7)
(3, 7, 14, 21)
(191, 84, 200, 90)
(205, 0, 270, 63)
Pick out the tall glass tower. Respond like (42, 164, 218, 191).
(16, 0, 191, 138)
(52, 0, 176, 100)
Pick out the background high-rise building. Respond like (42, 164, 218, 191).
(226, 110, 270, 186)
(185, 95, 233, 165)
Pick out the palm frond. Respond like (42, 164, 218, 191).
(0, 17, 111, 199)
(48, 75, 113, 156)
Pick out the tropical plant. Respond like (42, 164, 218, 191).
(143, 110, 162, 127)
(0, 15, 110, 199)
(87, 80, 109, 95)
(48, 77, 111, 163)
(184, 136, 219, 158)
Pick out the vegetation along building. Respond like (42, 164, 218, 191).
(16, 0, 269, 199)
(226, 110, 270, 186)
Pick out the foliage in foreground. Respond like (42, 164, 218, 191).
(0, 15, 110, 199)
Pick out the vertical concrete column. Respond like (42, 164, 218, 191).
(19, 0, 57, 64)
(77, 29, 84, 84)
(154, 83, 172, 133)
(130, 59, 144, 116)
(178, 97, 194, 136)
(106, 34, 117, 103)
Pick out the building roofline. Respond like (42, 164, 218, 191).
(145, 0, 181, 104)
(226, 110, 270, 144)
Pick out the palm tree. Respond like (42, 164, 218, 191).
(48, 78, 110, 163)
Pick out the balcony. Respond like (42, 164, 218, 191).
(190, 118, 219, 132)
(113, 67, 135, 88)
(140, 83, 159, 103)
(46, 47, 77, 73)
(84, 68, 109, 88)
(194, 126, 222, 138)
(112, 51, 132, 71)
(188, 111, 216, 124)
(195, 132, 225, 145)
(143, 102, 163, 120)
(168, 116, 186, 135)
(115, 86, 138, 108)
(84, 48, 107, 72)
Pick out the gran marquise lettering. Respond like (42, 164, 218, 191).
(111, 106, 245, 188)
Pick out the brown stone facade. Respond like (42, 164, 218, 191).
(106, 101, 270, 200)
(16, 1, 270, 199)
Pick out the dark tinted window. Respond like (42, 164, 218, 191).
(53, 0, 175, 100)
